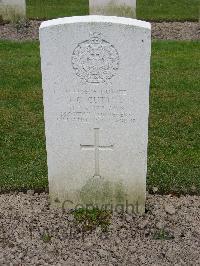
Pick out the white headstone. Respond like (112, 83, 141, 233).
(89, 0, 136, 18)
(40, 16, 151, 214)
(0, 0, 26, 21)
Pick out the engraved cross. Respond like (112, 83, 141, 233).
(80, 128, 114, 178)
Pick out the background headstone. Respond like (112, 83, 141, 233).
(0, 0, 26, 22)
(40, 16, 151, 214)
(89, 0, 136, 18)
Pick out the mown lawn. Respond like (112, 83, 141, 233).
(26, 0, 200, 21)
(0, 40, 200, 193)
(137, 0, 200, 21)
(149, 41, 200, 194)
(0, 41, 47, 191)
(27, 0, 88, 20)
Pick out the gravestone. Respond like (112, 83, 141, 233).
(89, 0, 136, 18)
(0, 0, 26, 21)
(40, 16, 151, 214)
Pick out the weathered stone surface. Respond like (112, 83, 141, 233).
(89, 0, 136, 18)
(0, 0, 26, 21)
(39, 16, 151, 214)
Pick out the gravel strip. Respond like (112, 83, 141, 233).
(0, 193, 200, 265)
(152, 21, 200, 40)
(0, 20, 40, 41)
(0, 21, 200, 41)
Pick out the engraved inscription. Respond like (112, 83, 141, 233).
(80, 128, 114, 178)
(57, 86, 136, 124)
(72, 32, 119, 83)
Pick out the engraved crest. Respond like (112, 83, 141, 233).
(72, 32, 119, 83)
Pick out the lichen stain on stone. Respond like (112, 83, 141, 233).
(79, 176, 127, 206)
(91, 3, 136, 19)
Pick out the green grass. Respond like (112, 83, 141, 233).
(0, 41, 47, 191)
(0, 40, 200, 194)
(149, 41, 200, 194)
(27, 0, 88, 20)
(137, 0, 200, 21)
(73, 208, 111, 232)
(26, 0, 200, 21)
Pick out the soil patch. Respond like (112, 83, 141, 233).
(0, 193, 200, 265)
